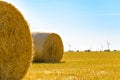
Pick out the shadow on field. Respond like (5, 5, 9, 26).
(32, 61, 66, 64)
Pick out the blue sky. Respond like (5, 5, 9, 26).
(7, 0, 120, 51)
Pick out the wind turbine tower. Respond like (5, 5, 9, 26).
(107, 41, 110, 50)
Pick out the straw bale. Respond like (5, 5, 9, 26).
(0, 1, 32, 80)
(32, 32, 64, 62)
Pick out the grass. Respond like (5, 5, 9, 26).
(23, 52, 120, 80)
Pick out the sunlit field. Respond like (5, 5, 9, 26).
(23, 52, 120, 80)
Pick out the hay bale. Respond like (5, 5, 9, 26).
(32, 32, 64, 62)
(0, 1, 32, 80)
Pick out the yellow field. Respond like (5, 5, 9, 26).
(23, 52, 120, 80)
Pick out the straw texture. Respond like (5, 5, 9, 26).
(0, 1, 32, 80)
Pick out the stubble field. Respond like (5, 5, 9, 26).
(23, 52, 120, 80)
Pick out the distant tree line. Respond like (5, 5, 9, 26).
(68, 49, 120, 52)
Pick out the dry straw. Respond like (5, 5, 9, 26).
(32, 32, 64, 62)
(0, 1, 32, 80)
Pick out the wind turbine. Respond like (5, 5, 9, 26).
(69, 44, 71, 52)
(107, 41, 110, 50)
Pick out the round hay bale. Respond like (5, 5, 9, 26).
(0, 1, 32, 80)
(32, 32, 64, 62)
